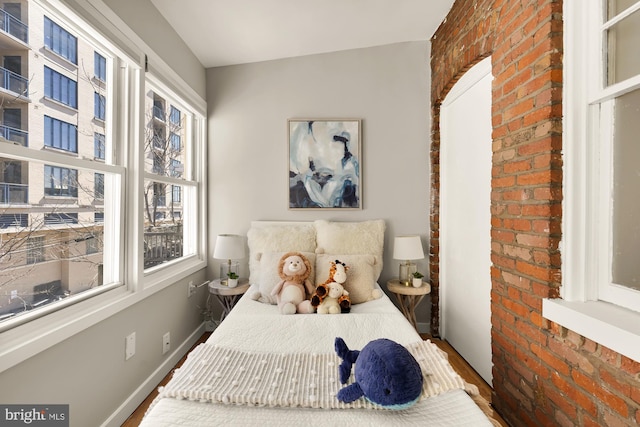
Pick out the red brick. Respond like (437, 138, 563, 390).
(572, 371, 629, 417)
(532, 342, 570, 375)
(551, 372, 598, 417)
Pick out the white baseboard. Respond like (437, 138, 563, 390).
(101, 322, 206, 427)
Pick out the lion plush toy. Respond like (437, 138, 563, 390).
(270, 252, 315, 315)
(311, 259, 351, 314)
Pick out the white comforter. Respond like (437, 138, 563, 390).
(141, 286, 495, 426)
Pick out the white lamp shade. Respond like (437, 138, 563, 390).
(213, 234, 245, 260)
(393, 235, 424, 260)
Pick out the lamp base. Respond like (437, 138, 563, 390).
(398, 262, 417, 286)
(220, 262, 239, 286)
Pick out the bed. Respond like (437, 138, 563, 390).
(140, 220, 498, 426)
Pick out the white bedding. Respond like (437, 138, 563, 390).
(141, 286, 495, 426)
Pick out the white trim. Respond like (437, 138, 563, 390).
(546, 0, 640, 362)
(79, 0, 206, 113)
(543, 299, 640, 363)
(0, 257, 204, 374)
(441, 56, 492, 107)
(100, 323, 206, 427)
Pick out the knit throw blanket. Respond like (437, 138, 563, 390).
(157, 340, 471, 410)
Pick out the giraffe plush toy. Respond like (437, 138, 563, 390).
(311, 259, 351, 314)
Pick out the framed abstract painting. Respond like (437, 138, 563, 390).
(288, 119, 362, 210)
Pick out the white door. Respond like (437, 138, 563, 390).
(439, 56, 493, 384)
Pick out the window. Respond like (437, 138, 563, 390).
(44, 116, 77, 153)
(44, 66, 77, 108)
(170, 132, 181, 151)
(44, 165, 77, 197)
(172, 185, 181, 203)
(0, 0, 206, 370)
(170, 159, 182, 177)
(43, 16, 77, 64)
(544, 0, 640, 363)
(94, 52, 106, 81)
(44, 212, 78, 224)
(26, 237, 45, 264)
(562, 0, 640, 310)
(143, 77, 202, 271)
(94, 133, 105, 160)
(169, 106, 181, 125)
(94, 92, 105, 121)
(94, 173, 104, 199)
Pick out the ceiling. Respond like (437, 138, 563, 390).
(150, 0, 455, 68)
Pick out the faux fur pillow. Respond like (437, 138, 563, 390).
(247, 224, 316, 284)
(250, 251, 316, 305)
(314, 219, 385, 279)
(315, 253, 382, 304)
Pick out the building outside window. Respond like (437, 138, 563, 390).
(94, 92, 105, 121)
(94, 52, 106, 82)
(94, 173, 104, 200)
(43, 16, 77, 64)
(94, 133, 105, 160)
(44, 116, 77, 153)
(26, 237, 45, 265)
(0, 2, 114, 325)
(44, 66, 78, 108)
(0, 0, 206, 340)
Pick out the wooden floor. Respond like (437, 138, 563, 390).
(122, 332, 508, 426)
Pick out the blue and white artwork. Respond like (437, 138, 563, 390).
(288, 119, 361, 209)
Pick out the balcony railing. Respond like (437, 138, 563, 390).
(0, 182, 28, 204)
(0, 9, 28, 44)
(0, 124, 27, 146)
(144, 229, 183, 268)
(0, 66, 28, 97)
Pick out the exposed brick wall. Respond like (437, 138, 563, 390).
(430, 1, 640, 426)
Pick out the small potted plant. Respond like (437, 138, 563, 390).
(412, 271, 424, 288)
(227, 271, 239, 288)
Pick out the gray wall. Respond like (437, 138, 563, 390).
(0, 1, 208, 426)
(102, 0, 206, 98)
(206, 42, 432, 327)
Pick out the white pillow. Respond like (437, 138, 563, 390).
(247, 224, 316, 284)
(251, 251, 316, 305)
(314, 219, 385, 279)
(315, 253, 382, 304)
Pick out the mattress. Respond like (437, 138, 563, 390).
(140, 286, 495, 426)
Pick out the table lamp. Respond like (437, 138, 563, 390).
(393, 235, 424, 286)
(213, 234, 245, 285)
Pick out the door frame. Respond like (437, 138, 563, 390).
(439, 56, 493, 383)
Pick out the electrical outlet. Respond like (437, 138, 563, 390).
(187, 280, 196, 298)
(162, 332, 171, 355)
(125, 332, 136, 360)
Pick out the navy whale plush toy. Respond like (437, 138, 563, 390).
(334, 337, 423, 409)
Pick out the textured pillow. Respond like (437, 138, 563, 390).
(247, 224, 316, 284)
(251, 251, 316, 304)
(315, 253, 382, 304)
(314, 219, 385, 279)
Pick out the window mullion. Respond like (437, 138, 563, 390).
(0, 140, 124, 174)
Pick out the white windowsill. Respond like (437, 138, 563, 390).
(542, 298, 640, 363)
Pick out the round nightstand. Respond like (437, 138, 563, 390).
(386, 279, 431, 331)
(208, 278, 250, 323)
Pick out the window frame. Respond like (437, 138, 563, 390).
(543, 0, 640, 363)
(44, 15, 77, 64)
(44, 115, 78, 153)
(0, 0, 207, 374)
(44, 66, 78, 108)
